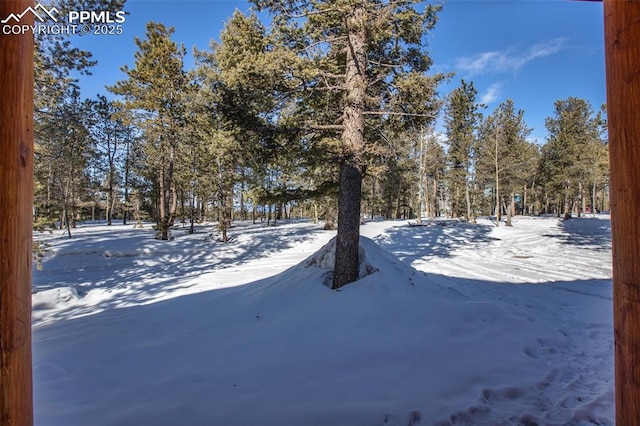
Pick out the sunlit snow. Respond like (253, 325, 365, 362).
(32, 215, 613, 425)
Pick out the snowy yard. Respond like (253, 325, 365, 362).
(32, 215, 613, 425)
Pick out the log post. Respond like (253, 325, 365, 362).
(0, 1, 35, 425)
(603, 0, 640, 423)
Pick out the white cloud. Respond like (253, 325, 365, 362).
(480, 83, 502, 105)
(455, 38, 567, 76)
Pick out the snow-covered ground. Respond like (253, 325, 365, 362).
(32, 215, 614, 425)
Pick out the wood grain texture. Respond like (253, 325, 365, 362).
(0, 1, 35, 425)
(604, 0, 640, 423)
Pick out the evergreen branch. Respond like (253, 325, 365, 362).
(296, 35, 348, 54)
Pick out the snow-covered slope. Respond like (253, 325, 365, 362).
(32, 216, 613, 425)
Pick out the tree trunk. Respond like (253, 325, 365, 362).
(334, 159, 362, 288)
(434, 178, 440, 217)
(123, 133, 131, 225)
(563, 187, 572, 220)
(505, 193, 515, 227)
(394, 186, 402, 219)
(578, 181, 584, 218)
(370, 178, 376, 220)
(63, 204, 72, 238)
(0, 1, 34, 421)
(313, 201, 319, 224)
(495, 162, 500, 227)
(333, 4, 366, 289)
(157, 168, 169, 240)
(465, 174, 472, 222)
(424, 177, 430, 219)
(604, 1, 640, 423)
(592, 181, 597, 218)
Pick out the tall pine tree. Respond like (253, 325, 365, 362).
(476, 99, 532, 226)
(252, 0, 444, 288)
(540, 97, 602, 220)
(109, 22, 187, 239)
(444, 80, 482, 221)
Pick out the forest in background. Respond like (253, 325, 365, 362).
(33, 0, 609, 245)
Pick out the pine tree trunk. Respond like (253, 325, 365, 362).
(313, 201, 319, 224)
(158, 168, 169, 240)
(465, 175, 472, 222)
(64, 204, 72, 238)
(592, 181, 597, 218)
(578, 181, 583, 217)
(495, 132, 500, 226)
(123, 136, 131, 225)
(434, 179, 439, 217)
(495, 176, 500, 227)
(333, 4, 366, 289)
(505, 193, 515, 227)
(394, 186, 402, 219)
(563, 186, 571, 220)
(168, 157, 177, 228)
(371, 178, 376, 220)
(425, 177, 430, 219)
(334, 159, 362, 288)
(0, 2, 34, 421)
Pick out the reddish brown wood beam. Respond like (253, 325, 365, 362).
(604, 0, 640, 423)
(0, 1, 35, 425)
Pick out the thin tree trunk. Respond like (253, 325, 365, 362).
(123, 133, 131, 225)
(0, 1, 34, 421)
(578, 181, 583, 218)
(63, 204, 72, 238)
(465, 177, 472, 222)
(425, 177, 430, 219)
(158, 168, 168, 240)
(394, 186, 402, 219)
(506, 193, 515, 227)
(370, 178, 376, 220)
(189, 192, 196, 234)
(592, 181, 597, 218)
(313, 201, 319, 224)
(495, 169, 500, 227)
(434, 178, 439, 217)
(563, 186, 572, 220)
(581, 182, 587, 217)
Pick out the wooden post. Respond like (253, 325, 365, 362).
(0, 1, 35, 425)
(604, 0, 640, 423)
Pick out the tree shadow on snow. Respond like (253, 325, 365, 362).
(373, 221, 499, 264)
(555, 216, 612, 252)
(32, 266, 613, 426)
(32, 220, 325, 321)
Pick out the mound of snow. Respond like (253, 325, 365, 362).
(304, 236, 381, 284)
(32, 287, 79, 310)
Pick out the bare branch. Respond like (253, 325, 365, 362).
(367, 59, 403, 68)
(307, 123, 344, 131)
(363, 111, 437, 118)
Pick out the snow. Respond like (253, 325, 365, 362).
(32, 216, 614, 425)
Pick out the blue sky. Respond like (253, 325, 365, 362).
(73, 0, 606, 143)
